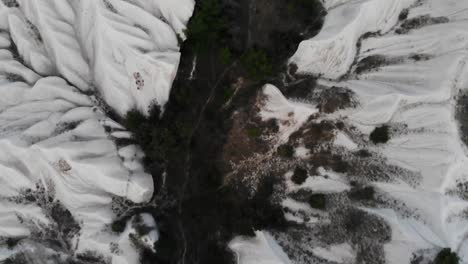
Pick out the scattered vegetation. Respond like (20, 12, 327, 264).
(370, 125, 390, 144)
(291, 167, 308, 184)
(308, 193, 326, 209)
(435, 248, 459, 264)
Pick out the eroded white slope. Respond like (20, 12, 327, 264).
(4, 0, 194, 115)
(0, 0, 194, 263)
(290, 0, 416, 79)
(287, 0, 468, 262)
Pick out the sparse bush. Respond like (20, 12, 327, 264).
(291, 167, 308, 184)
(277, 144, 294, 158)
(308, 193, 326, 209)
(435, 248, 459, 264)
(240, 48, 273, 81)
(370, 125, 390, 144)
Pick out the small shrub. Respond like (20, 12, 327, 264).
(277, 144, 294, 158)
(308, 194, 326, 209)
(246, 127, 261, 138)
(435, 248, 459, 264)
(291, 167, 308, 184)
(348, 186, 375, 201)
(111, 220, 127, 233)
(240, 48, 273, 81)
(125, 109, 146, 131)
(370, 125, 390, 144)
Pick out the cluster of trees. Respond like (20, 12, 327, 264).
(435, 248, 459, 264)
(185, 0, 274, 81)
(184, 0, 226, 52)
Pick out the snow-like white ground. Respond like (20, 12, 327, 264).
(0, 0, 193, 263)
(6, 0, 194, 116)
(289, 0, 468, 262)
(229, 231, 292, 264)
(232, 0, 468, 263)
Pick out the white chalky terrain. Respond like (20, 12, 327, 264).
(232, 0, 468, 263)
(0, 0, 193, 263)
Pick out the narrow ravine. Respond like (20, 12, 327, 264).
(118, 0, 325, 263)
